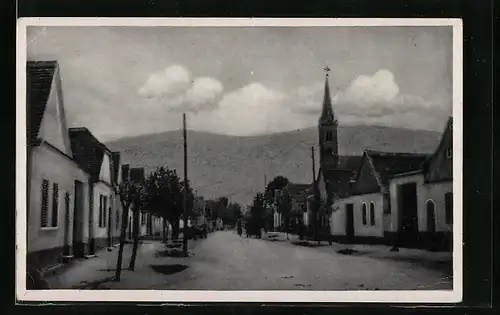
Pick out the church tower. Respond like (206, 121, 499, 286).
(318, 67, 339, 169)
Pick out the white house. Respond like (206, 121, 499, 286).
(69, 127, 122, 254)
(27, 61, 91, 274)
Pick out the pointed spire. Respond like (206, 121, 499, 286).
(319, 67, 335, 124)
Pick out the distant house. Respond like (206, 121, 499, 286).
(273, 183, 310, 229)
(69, 127, 122, 254)
(27, 61, 91, 272)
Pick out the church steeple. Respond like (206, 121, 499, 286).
(318, 66, 339, 169)
(319, 68, 335, 125)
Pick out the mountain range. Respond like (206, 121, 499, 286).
(106, 125, 443, 207)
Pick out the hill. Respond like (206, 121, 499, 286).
(106, 125, 442, 206)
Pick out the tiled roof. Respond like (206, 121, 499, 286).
(130, 167, 145, 182)
(322, 168, 354, 199)
(27, 61, 58, 143)
(69, 127, 108, 180)
(285, 183, 311, 203)
(366, 150, 430, 185)
(338, 155, 363, 171)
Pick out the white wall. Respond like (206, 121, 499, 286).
(388, 173, 425, 233)
(37, 72, 72, 157)
(99, 153, 112, 185)
(92, 182, 113, 240)
(28, 143, 89, 253)
(330, 192, 385, 237)
(422, 181, 453, 232)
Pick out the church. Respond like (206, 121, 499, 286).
(308, 68, 453, 251)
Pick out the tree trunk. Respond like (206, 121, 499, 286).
(162, 218, 167, 243)
(128, 208, 140, 271)
(115, 204, 129, 282)
(171, 220, 180, 240)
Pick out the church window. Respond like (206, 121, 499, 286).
(326, 131, 332, 141)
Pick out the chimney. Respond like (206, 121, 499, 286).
(121, 164, 130, 182)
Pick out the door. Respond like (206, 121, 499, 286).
(73, 181, 84, 257)
(345, 204, 354, 241)
(63, 192, 71, 257)
(426, 200, 436, 234)
(399, 183, 419, 245)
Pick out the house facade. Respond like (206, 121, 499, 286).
(69, 127, 122, 254)
(388, 117, 453, 249)
(27, 61, 92, 271)
(329, 151, 428, 245)
(310, 69, 452, 250)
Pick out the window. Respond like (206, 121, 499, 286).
(103, 196, 108, 227)
(370, 202, 375, 226)
(446, 147, 452, 159)
(362, 203, 367, 225)
(445, 192, 453, 224)
(51, 183, 59, 227)
(40, 179, 49, 227)
(99, 195, 108, 227)
(326, 131, 332, 141)
(116, 210, 120, 230)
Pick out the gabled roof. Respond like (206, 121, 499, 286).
(338, 155, 363, 172)
(364, 150, 430, 186)
(285, 183, 310, 197)
(423, 116, 453, 175)
(322, 168, 355, 199)
(284, 183, 311, 204)
(69, 127, 111, 180)
(27, 61, 58, 143)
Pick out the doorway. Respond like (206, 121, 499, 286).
(345, 203, 354, 242)
(73, 181, 85, 258)
(426, 200, 436, 233)
(398, 183, 419, 246)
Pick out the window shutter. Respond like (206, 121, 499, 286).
(51, 183, 59, 227)
(40, 179, 49, 227)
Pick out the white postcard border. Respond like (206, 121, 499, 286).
(16, 17, 463, 303)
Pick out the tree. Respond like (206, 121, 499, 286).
(277, 188, 293, 240)
(128, 183, 147, 271)
(248, 193, 266, 238)
(143, 167, 194, 241)
(264, 176, 289, 205)
(115, 180, 144, 281)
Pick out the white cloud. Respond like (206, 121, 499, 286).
(182, 77, 224, 110)
(137, 64, 191, 99)
(190, 82, 313, 136)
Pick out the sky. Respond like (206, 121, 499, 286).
(27, 25, 453, 142)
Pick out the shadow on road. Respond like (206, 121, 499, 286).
(291, 240, 328, 248)
(155, 249, 188, 258)
(150, 264, 188, 275)
(73, 276, 115, 289)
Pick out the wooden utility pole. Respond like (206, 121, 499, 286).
(182, 113, 189, 257)
(311, 146, 316, 183)
(311, 146, 318, 241)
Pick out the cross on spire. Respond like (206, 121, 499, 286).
(324, 66, 331, 77)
